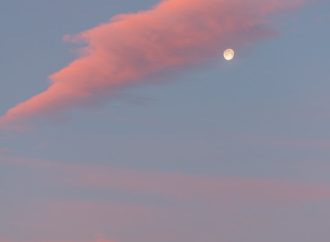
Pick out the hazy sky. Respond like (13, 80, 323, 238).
(1, 0, 330, 242)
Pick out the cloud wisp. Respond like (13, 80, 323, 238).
(0, 240, 115, 242)
(5, 156, 330, 203)
(0, 0, 303, 125)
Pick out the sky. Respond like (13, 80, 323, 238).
(0, 0, 330, 242)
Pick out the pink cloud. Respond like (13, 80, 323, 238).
(0, 0, 304, 125)
(3, 193, 150, 242)
(43, 240, 115, 242)
(3, 156, 329, 242)
(5, 156, 330, 203)
(1, 240, 115, 242)
(62, 164, 330, 203)
(46, 239, 116, 242)
(0, 147, 9, 155)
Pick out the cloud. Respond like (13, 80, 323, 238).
(3, 156, 329, 242)
(5, 156, 330, 203)
(62, 164, 330, 203)
(0, 0, 304, 125)
(0, 147, 9, 155)
(0, 240, 115, 242)
(49, 240, 115, 242)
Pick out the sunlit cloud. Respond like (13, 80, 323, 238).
(0, 0, 304, 126)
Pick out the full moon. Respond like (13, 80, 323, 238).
(224, 48, 235, 61)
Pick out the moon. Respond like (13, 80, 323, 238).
(223, 48, 235, 61)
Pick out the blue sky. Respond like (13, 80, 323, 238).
(1, 0, 330, 242)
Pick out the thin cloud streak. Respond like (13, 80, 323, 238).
(62, 164, 330, 203)
(0, 0, 304, 125)
(0, 240, 115, 242)
(5, 156, 330, 203)
(41, 240, 115, 242)
(46, 239, 116, 242)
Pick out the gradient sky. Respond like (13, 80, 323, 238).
(1, 0, 330, 242)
